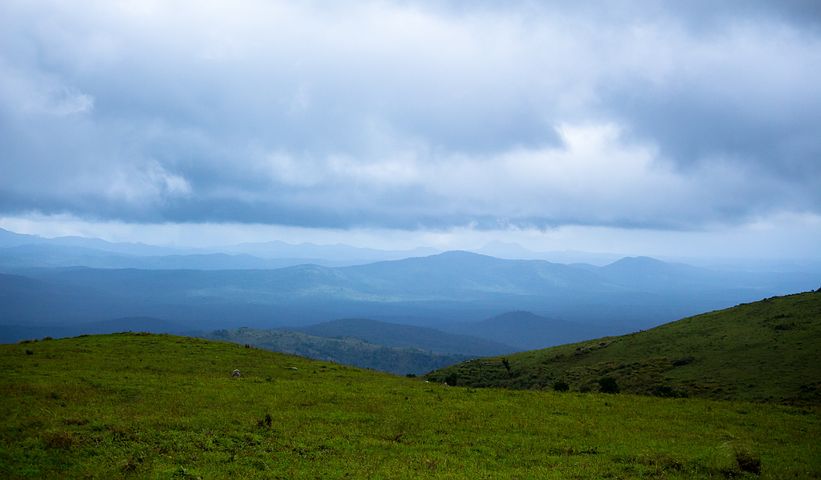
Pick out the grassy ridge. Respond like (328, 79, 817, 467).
(426, 291, 821, 404)
(1, 333, 819, 478)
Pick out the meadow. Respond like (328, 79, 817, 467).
(1, 333, 818, 478)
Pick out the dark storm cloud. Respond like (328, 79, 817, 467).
(0, 0, 819, 230)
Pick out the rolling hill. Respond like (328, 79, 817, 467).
(296, 317, 514, 356)
(445, 311, 608, 350)
(203, 327, 470, 375)
(0, 316, 193, 344)
(426, 291, 821, 404)
(1, 333, 818, 478)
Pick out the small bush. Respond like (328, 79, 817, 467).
(735, 449, 761, 475)
(598, 377, 620, 394)
(444, 372, 459, 387)
(43, 431, 75, 449)
(122, 454, 144, 473)
(553, 381, 570, 392)
(172, 466, 201, 479)
(501, 358, 511, 376)
(25, 349, 34, 355)
(651, 385, 687, 398)
(405, 373, 416, 378)
(62, 418, 89, 426)
(672, 356, 695, 367)
(257, 413, 273, 428)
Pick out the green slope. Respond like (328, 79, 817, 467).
(426, 291, 821, 404)
(1, 333, 820, 478)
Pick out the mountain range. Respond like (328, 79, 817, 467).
(1, 228, 819, 363)
(0, 228, 436, 268)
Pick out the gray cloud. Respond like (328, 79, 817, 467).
(1, 0, 819, 231)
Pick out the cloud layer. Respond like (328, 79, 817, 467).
(1, 0, 819, 231)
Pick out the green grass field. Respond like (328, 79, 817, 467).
(427, 291, 821, 404)
(1, 332, 819, 478)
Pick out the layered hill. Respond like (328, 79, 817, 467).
(297, 317, 514, 356)
(1, 333, 818, 478)
(203, 327, 470, 375)
(445, 311, 607, 350)
(426, 291, 821, 404)
(3, 251, 816, 335)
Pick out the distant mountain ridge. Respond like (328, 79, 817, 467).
(1, 250, 817, 335)
(0, 228, 438, 267)
(0, 244, 329, 270)
(221, 240, 438, 263)
(0, 228, 187, 256)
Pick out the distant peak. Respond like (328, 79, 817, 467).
(436, 250, 491, 257)
(490, 310, 544, 320)
(428, 250, 497, 261)
(607, 256, 665, 266)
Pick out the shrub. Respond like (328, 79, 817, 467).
(651, 385, 688, 398)
(735, 448, 762, 475)
(257, 413, 273, 428)
(444, 372, 459, 386)
(672, 356, 695, 367)
(553, 381, 570, 392)
(62, 418, 89, 426)
(501, 358, 511, 376)
(43, 431, 75, 449)
(598, 377, 620, 394)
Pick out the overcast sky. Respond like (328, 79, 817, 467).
(1, 1, 820, 259)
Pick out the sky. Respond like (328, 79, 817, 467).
(1, 0, 820, 259)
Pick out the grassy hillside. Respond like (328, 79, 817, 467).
(426, 291, 821, 404)
(1, 333, 819, 478)
(204, 327, 470, 375)
(0, 316, 192, 344)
